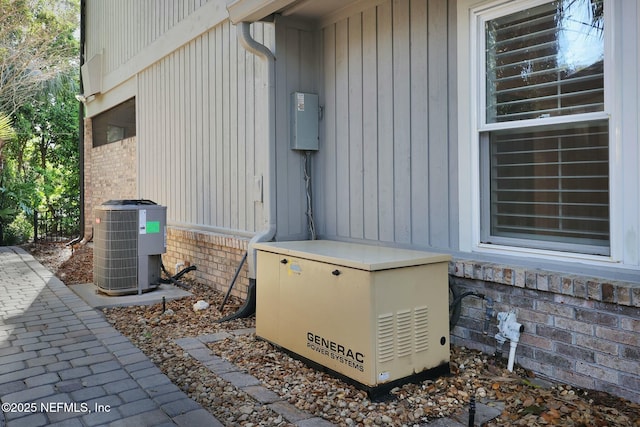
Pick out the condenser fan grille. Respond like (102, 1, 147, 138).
(93, 209, 138, 290)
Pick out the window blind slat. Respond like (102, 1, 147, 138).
(488, 120, 609, 247)
(486, 0, 605, 123)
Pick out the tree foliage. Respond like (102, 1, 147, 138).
(0, 0, 79, 244)
(0, 0, 79, 115)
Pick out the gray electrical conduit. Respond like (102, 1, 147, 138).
(237, 21, 277, 280)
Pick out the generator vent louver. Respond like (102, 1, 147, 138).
(93, 200, 166, 295)
(377, 313, 395, 363)
(377, 306, 431, 362)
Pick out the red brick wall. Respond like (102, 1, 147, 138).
(449, 261, 640, 403)
(83, 117, 137, 239)
(164, 227, 250, 299)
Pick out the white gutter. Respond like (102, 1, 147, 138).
(237, 21, 277, 279)
(227, 0, 296, 24)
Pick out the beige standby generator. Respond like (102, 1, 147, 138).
(253, 240, 451, 396)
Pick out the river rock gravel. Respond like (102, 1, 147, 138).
(28, 242, 640, 426)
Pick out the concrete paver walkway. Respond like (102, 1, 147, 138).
(0, 246, 223, 427)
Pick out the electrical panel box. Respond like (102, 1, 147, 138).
(290, 92, 319, 151)
(254, 240, 451, 396)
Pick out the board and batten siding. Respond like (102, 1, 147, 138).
(273, 19, 321, 240)
(137, 21, 275, 234)
(315, 0, 457, 250)
(85, 0, 211, 74)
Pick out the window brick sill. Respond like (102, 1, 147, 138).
(449, 259, 639, 308)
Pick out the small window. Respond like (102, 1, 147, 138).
(92, 98, 136, 147)
(478, 0, 609, 255)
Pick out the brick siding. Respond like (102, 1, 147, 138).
(83, 117, 137, 238)
(449, 260, 640, 403)
(164, 227, 250, 299)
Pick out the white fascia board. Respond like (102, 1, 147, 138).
(85, 77, 136, 118)
(227, 0, 297, 24)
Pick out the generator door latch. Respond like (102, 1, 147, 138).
(331, 269, 341, 276)
(280, 258, 289, 265)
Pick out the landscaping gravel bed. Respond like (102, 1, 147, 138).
(29, 242, 640, 426)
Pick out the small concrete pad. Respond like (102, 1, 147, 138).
(68, 283, 191, 309)
(450, 401, 504, 426)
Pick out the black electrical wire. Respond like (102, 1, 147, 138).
(159, 263, 196, 290)
(449, 286, 485, 328)
(219, 251, 248, 312)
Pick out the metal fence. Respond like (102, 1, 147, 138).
(34, 209, 80, 242)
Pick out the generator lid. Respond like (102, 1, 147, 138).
(253, 240, 451, 271)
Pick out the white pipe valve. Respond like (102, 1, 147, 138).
(496, 310, 524, 343)
(495, 310, 524, 372)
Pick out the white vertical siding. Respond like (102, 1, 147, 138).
(86, 0, 209, 73)
(137, 21, 274, 233)
(316, 0, 453, 249)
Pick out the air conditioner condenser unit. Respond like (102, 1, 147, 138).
(93, 199, 166, 295)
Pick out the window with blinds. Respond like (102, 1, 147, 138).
(485, 0, 604, 123)
(480, 0, 609, 255)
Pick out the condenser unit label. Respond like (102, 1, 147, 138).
(146, 221, 160, 234)
(139, 209, 147, 234)
(306, 332, 365, 372)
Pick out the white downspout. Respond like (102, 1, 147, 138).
(237, 21, 276, 279)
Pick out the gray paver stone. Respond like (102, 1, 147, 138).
(160, 397, 202, 417)
(296, 417, 339, 427)
(173, 408, 224, 427)
(69, 385, 107, 401)
(107, 409, 173, 427)
(130, 366, 163, 380)
(3, 412, 48, 427)
(118, 387, 149, 403)
(58, 366, 92, 381)
(203, 357, 238, 375)
(0, 361, 26, 375)
(242, 385, 282, 404)
(117, 397, 158, 417)
(88, 360, 121, 374)
(268, 401, 313, 423)
(196, 332, 231, 343)
(174, 337, 204, 350)
(81, 405, 122, 426)
(136, 373, 172, 389)
(185, 347, 216, 363)
(2, 384, 56, 403)
(55, 379, 84, 393)
(71, 352, 114, 368)
(81, 369, 130, 387)
(219, 371, 261, 388)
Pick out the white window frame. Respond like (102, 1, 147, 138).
(457, 0, 640, 269)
